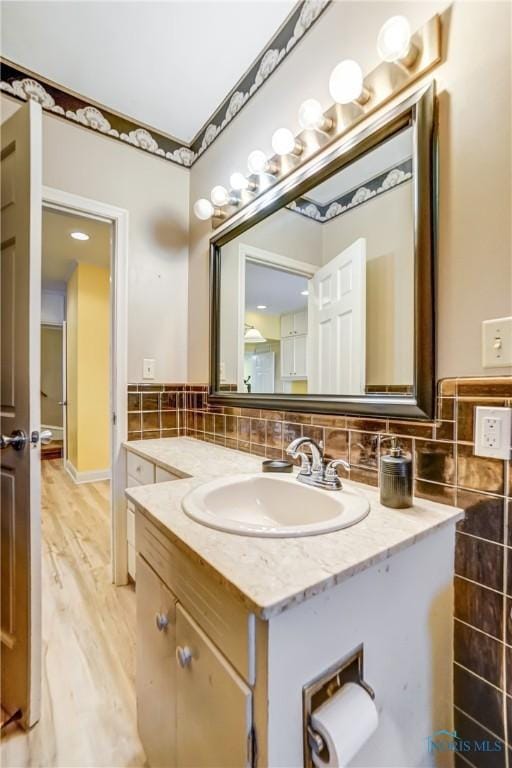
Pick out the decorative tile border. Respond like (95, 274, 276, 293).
(287, 159, 413, 223)
(189, 0, 330, 162)
(0, 0, 330, 169)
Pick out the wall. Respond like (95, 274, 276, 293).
(66, 262, 110, 474)
(188, 1, 512, 383)
(1, 94, 190, 383)
(41, 325, 63, 428)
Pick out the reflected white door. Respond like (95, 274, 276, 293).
(251, 350, 275, 393)
(0, 100, 43, 728)
(308, 238, 366, 395)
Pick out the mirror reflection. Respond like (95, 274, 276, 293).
(219, 126, 415, 396)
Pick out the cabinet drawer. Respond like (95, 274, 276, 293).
(127, 451, 155, 485)
(136, 510, 255, 683)
(155, 466, 180, 483)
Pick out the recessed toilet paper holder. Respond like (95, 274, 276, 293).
(302, 645, 374, 768)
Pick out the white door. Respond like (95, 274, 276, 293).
(294, 335, 308, 378)
(176, 604, 252, 768)
(1, 100, 43, 728)
(294, 309, 308, 336)
(308, 238, 366, 395)
(251, 350, 275, 393)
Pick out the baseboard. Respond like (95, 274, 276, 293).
(65, 460, 111, 484)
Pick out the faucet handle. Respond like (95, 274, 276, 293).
(324, 458, 350, 488)
(295, 450, 312, 475)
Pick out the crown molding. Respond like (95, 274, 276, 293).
(0, 0, 330, 170)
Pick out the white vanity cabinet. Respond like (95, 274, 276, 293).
(136, 555, 177, 768)
(135, 510, 255, 768)
(125, 448, 181, 579)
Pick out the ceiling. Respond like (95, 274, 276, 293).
(304, 126, 413, 205)
(42, 208, 111, 291)
(245, 260, 308, 314)
(1, 1, 295, 143)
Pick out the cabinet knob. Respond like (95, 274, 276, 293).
(155, 612, 169, 631)
(176, 645, 193, 668)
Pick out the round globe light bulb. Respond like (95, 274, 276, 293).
(247, 150, 268, 174)
(298, 99, 325, 130)
(193, 198, 214, 220)
(377, 16, 412, 62)
(230, 172, 249, 191)
(210, 185, 229, 206)
(329, 59, 365, 104)
(272, 128, 300, 156)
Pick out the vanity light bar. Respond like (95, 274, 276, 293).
(194, 13, 440, 225)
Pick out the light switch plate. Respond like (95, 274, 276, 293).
(474, 406, 511, 459)
(482, 316, 512, 368)
(142, 358, 155, 380)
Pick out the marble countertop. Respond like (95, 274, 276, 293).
(125, 438, 463, 618)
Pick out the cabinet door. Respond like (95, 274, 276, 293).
(136, 555, 177, 768)
(294, 335, 308, 378)
(281, 337, 295, 378)
(176, 604, 252, 768)
(280, 312, 294, 337)
(294, 309, 308, 336)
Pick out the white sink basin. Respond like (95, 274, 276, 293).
(181, 473, 370, 537)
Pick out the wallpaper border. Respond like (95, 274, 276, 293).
(0, 0, 330, 169)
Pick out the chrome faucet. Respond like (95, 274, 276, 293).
(286, 437, 350, 491)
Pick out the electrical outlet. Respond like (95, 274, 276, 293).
(474, 406, 511, 459)
(482, 316, 512, 368)
(142, 358, 155, 380)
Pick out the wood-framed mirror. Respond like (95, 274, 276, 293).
(209, 82, 437, 419)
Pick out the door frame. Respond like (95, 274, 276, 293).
(42, 186, 129, 585)
(236, 244, 317, 390)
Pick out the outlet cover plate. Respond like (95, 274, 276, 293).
(482, 316, 512, 368)
(474, 406, 511, 459)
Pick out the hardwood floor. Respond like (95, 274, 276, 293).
(1, 460, 146, 768)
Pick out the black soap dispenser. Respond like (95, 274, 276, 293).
(380, 438, 412, 509)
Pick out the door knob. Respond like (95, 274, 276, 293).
(176, 645, 193, 668)
(155, 612, 169, 632)
(1, 430, 28, 451)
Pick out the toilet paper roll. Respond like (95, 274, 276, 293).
(310, 682, 378, 768)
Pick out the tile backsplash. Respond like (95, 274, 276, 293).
(128, 376, 511, 763)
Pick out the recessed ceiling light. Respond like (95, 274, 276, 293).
(301, 290, 309, 296)
(257, 304, 267, 310)
(70, 231, 89, 241)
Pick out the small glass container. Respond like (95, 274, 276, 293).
(380, 438, 412, 509)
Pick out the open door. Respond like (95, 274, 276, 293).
(1, 100, 43, 728)
(308, 237, 366, 395)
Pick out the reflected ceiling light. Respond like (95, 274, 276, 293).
(377, 16, 418, 67)
(193, 198, 215, 220)
(210, 185, 231, 206)
(247, 150, 278, 176)
(256, 304, 267, 310)
(70, 231, 89, 241)
(244, 325, 267, 343)
(271, 128, 303, 157)
(301, 290, 309, 296)
(230, 172, 257, 192)
(329, 59, 370, 105)
(298, 99, 333, 132)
